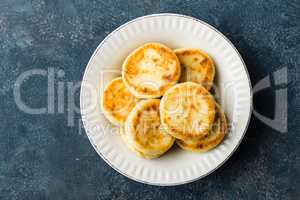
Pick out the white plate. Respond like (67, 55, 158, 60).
(80, 13, 252, 186)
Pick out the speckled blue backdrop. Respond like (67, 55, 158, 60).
(0, 0, 299, 199)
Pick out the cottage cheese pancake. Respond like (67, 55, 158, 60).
(122, 43, 181, 98)
(174, 48, 215, 90)
(101, 77, 139, 126)
(119, 127, 160, 159)
(160, 82, 216, 140)
(176, 103, 227, 152)
(125, 99, 175, 156)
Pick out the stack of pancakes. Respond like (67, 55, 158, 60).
(101, 43, 227, 159)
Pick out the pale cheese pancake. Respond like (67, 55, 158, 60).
(174, 48, 215, 90)
(119, 127, 160, 159)
(101, 77, 139, 126)
(125, 99, 175, 156)
(160, 82, 216, 140)
(176, 103, 227, 152)
(122, 43, 181, 98)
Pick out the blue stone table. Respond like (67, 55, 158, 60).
(0, 0, 298, 199)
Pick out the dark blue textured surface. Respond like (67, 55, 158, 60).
(0, 0, 299, 199)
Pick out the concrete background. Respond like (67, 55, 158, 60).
(0, 0, 298, 199)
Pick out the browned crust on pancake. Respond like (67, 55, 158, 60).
(126, 99, 175, 155)
(174, 48, 215, 90)
(122, 43, 181, 98)
(160, 82, 216, 140)
(101, 77, 138, 125)
(176, 103, 228, 152)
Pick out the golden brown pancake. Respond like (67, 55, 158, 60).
(119, 127, 160, 159)
(122, 43, 181, 98)
(125, 99, 175, 156)
(174, 48, 215, 90)
(101, 77, 139, 126)
(176, 103, 227, 152)
(160, 82, 216, 140)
